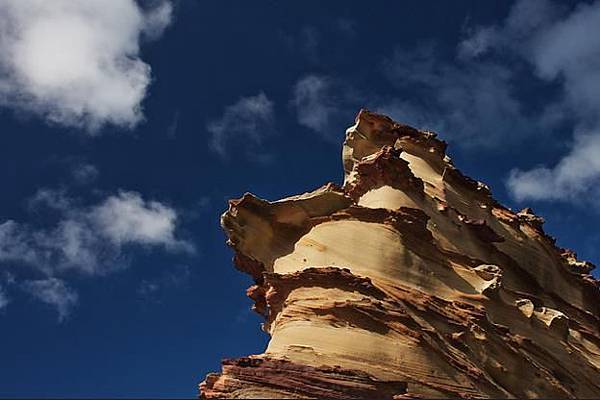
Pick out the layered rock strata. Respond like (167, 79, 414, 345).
(200, 110, 600, 399)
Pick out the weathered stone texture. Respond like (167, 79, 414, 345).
(200, 110, 600, 399)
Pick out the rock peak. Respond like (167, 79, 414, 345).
(200, 110, 600, 399)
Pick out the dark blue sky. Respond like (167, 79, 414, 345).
(1, 0, 599, 397)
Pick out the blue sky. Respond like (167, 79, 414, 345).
(1, 0, 599, 397)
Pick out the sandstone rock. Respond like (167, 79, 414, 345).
(200, 110, 600, 399)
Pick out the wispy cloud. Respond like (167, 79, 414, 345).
(281, 26, 320, 63)
(21, 278, 78, 322)
(507, 130, 600, 202)
(299, 26, 319, 62)
(1, 188, 193, 320)
(282, 21, 356, 64)
(141, 0, 174, 41)
(291, 75, 358, 142)
(292, 75, 336, 133)
(372, 0, 600, 205)
(0, 0, 173, 131)
(0, 285, 8, 311)
(71, 163, 99, 185)
(207, 92, 275, 159)
(1, 189, 192, 275)
(167, 110, 180, 139)
(379, 44, 534, 148)
(458, 0, 600, 202)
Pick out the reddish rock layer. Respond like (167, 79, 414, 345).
(200, 110, 600, 399)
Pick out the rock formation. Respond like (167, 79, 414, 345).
(200, 110, 600, 399)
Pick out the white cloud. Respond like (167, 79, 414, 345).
(457, 26, 499, 60)
(1, 189, 192, 276)
(0, 0, 173, 131)
(91, 191, 187, 250)
(22, 278, 78, 322)
(459, 0, 600, 202)
(292, 75, 336, 133)
(0, 221, 42, 267)
(141, 1, 174, 41)
(507, 132, 600, 201)
(458, 0, 563, 60)
(27, 187, 74, 212)
(1, 189, 192, 319)
(530, 2, 600, 123)
(207, 93, 274, 158)
(291, 75, 359, 142)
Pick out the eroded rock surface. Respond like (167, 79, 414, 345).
(200, 110, 600, 399)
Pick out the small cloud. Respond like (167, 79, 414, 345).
(0, 285, 9, 310)
(27, 187, 74, 212)
(72, 163, 99, 185)
(91, 191, 191, 251)
(458, 0, 563, 61)
(0, 0, 174, 131)
(195, 196, 211, 210)
(2, 271, 16, 285)
(0, 220, 44, 268)
(141, 0, 174, 41)
(291, 75, 357, 142)
(207, 92, 275, 159)
(457, 26, 499, 60)
(137, 281, 160, 298)
(167, 110, 180, 139)
(507, 132, 600, 202)
(299, 26, 319, 62)
(292, 75, 335, 133)
(21, 278, 78, 322)
(507, 167, 556, 202)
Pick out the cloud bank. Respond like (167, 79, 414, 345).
(0, 0, 173, 131)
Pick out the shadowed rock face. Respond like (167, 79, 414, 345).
(200, 110, 600, 399)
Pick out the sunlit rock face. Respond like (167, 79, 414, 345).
(200, 110, 600, 399)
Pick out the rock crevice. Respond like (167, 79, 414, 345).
(200, 110, 600, 399)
